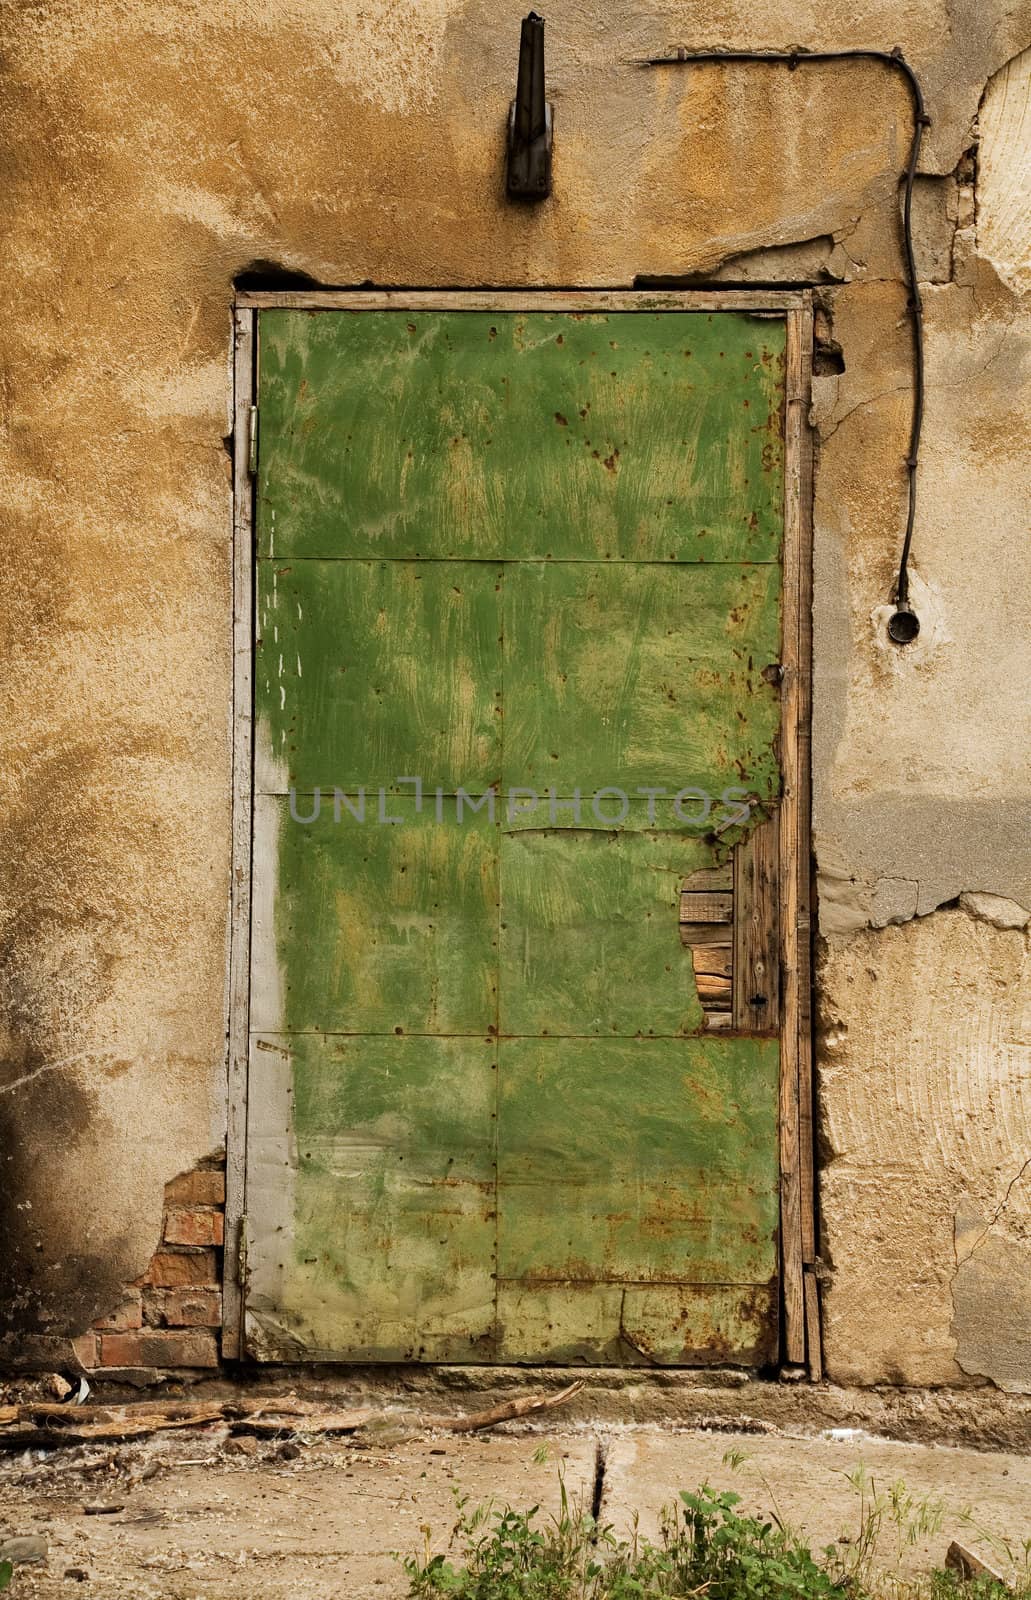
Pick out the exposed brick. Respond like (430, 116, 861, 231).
(163, 1207, 224, 1247)
(143, 1286, 222, 1328)
(93, 1288, 144, 1332)
(97, 1329, 219, 1369)
(164, 1168, 226, 1207)
(70, 1332, 98, 1369)
(138, 1249, 219, 1288)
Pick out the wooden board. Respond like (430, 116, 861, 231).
(223, 306, 255, 1360)
(777, 306, 810, 1364)
(238, 288, 807, 312)
(733, 814, 781, 1034)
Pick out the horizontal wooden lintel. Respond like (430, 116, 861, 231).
(236, 288, 809, 313)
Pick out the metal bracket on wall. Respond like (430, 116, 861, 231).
(507, 12, 553, 199)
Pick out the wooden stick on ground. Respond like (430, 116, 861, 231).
(419, 1380, 585, 1433)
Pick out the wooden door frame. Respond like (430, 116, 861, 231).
(224, 288, 816, 1370)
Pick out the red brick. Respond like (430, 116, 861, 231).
(138, 1249, 219, 1288)
(164, 1168, 226, 1207)
(93, 1288, 143, 1332)
(163, 1207, 224, 1247)
(70, 1332, 98, 1370)
(143, 1286, 222, 1328)
(97, 1329, 219, 1369)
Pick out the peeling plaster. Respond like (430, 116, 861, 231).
(959, 892, 1031, 930)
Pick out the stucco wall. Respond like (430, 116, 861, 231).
(1, 0, 1028, 1388)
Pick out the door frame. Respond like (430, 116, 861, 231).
(223, 288, 816, 1370)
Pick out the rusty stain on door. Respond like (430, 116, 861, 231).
(244, 307, 787, 1364)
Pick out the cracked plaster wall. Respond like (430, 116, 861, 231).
(0, 0, 1029, 1389)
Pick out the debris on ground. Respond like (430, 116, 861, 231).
(0, 1424, 1027, 1600)
(0, 1380, 584, 1451)
(946, 1540, 1010, 1588)
(0, 1535, 47, 1565)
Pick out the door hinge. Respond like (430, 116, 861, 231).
(246, 405, 259, 477)
(236, 1214, 248, 1286)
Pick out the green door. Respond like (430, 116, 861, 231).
(244, 305, 788, 1365)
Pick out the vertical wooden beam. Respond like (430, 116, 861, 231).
(778, 305, 808, 1366)
(222, 305, 256, 1360)
(796, 296, 817, 1275)
(732, 814, 781, 1035)
(804, 1268, 823, 1382)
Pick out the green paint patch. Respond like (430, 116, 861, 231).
(500, 827, 710, 1037)
(502, 562, 781, 797)
(257, 310, 785, 563)
(266, 794, 498, 1036)
(256, 559, 503, 793)
(495, 1281, 778, 1365)
(496, 1036, 779, 1285)
(252, 1033, 497, 1361)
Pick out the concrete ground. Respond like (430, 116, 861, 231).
(1, 1421, 1030, 1598)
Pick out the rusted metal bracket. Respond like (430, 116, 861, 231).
(507, 12, 553, 199)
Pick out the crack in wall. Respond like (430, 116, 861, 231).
(0, 1049, 125, 1097)
(955, 1155, 1031, 1272)
(818, 385, 912, 441)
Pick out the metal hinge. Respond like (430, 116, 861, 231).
(236, 1214, 248, 1285)
(246, 406, 258, 476)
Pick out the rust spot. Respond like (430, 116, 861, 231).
(554, 411, 568, 426)
(602, 450, 619, 473)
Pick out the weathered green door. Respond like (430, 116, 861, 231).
(244, 304, 788, 1364)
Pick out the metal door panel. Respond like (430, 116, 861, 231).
(500, 560, 782, 799)
(251, 794, 498, 1037)
(255, 310, 784, 564)
(242, 304, 792, 1366)
(245, 1032, 497, 1362)
(255, 558, 502, 794)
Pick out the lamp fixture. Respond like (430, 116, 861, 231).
(507, 12, 553, 199)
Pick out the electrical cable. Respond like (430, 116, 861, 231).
(638, 48, 930, 642)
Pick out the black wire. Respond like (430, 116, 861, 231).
(638, 47, 930, 613)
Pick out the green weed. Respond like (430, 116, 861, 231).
(401, 1460, 1031, 1600)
